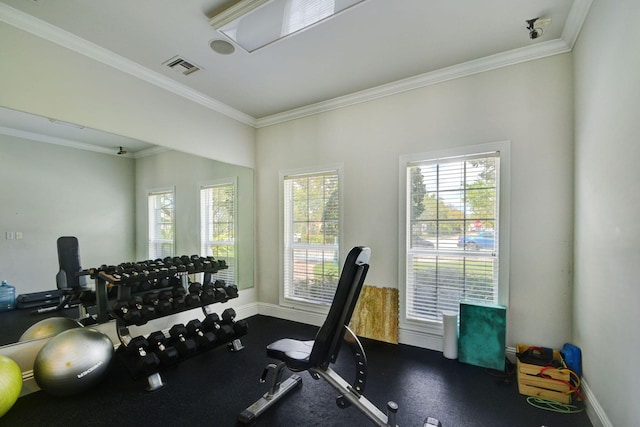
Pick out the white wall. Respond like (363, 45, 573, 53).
(256, 53, 575, 349)
(573, 1, 640, 426)
(0, 23, 255, 169)
(0, 134, 135, 295)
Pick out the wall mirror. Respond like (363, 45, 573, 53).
(0, 106, 254, 346)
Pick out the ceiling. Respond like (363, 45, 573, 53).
(1, 0, 589, 130)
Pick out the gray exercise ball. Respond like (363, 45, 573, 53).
(33, 328, 113, 396)
(19, 317, 83, 342)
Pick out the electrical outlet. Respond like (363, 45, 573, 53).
(15, 232, 23, 239)
(6, 232, 15, 240)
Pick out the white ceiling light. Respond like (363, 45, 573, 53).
(209, 0, 367, 53)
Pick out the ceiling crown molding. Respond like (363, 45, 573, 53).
(0, 124, 125, 156)
(0, 124, 170, 158)
(255, 38, 571, 127)
(561, 0, 593, 49)
(256, 0, 592, 127)
(1, 1, 592, 129)
(0, 3, 256, 127)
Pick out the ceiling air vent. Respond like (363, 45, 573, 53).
(162, 55, 201, 76)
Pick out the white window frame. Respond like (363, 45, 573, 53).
(399, 141, 510, 337)
(199, 178, 238, 286)
(147, 187, 176, 260)
(279, 164, 344, 312)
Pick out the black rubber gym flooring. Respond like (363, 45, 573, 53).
(0, 315, 593, 427)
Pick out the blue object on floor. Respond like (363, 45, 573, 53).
(561, 343, 583, 377)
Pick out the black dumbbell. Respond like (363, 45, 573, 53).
(169, 324, 198, 357)
(192, 256, 203, 270)
(127, 336, 160, 376)
(198, 284, 215, 305)
(224, 284, 239, 299)
(127, 296, 154, 324)
(143, 292, 172, 314)
(221, 308, 248, 337)
(168, 272, 180, 287)
(112, 300, 131, 319)
(172, 286, 187, 297)
(113, 300, 144, 325)
(203, 282, 227, 302)
(202, 313, 234, 342)
(186, 319, 217, 349)
(147, 331, 180, 366)
(159, 288, 185, 311)
(188, 282, 203, 295)
(185, 292, 201, 307)
(138, 279, 154, 292)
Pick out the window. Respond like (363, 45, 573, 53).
(282, 166, 341, 306)
(200, 179, 237, 286)
(148, 189, 175, 259)
(402, 143, 509, 324)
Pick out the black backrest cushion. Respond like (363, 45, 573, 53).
(309, 246, 369, 367)
(57, 236, 82, 289)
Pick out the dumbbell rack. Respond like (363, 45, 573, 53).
(87, 255, 247, 391)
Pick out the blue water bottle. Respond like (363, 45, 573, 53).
(0, 280, 16, 312)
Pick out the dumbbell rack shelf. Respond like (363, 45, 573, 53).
(115, 310, 248, 392)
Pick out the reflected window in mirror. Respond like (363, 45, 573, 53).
(282, 166, 342, 306)
(200, 178, 237, 286)
(148, 188, 176, 259)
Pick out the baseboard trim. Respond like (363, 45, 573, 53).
(398, 327, 442, 350)
(581, 379, 612, 427)
(255, 302, 325, 327)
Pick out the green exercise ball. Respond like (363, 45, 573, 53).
(0, 355, 22, 417)
(19, 317, 82, 342)
(33, 328, 113, 396)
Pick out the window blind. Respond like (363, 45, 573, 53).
(283, 169, 340, 305)
(200, 181, 236, 286)
(148, 190, 175, 259)
(282, 0, 335, 35)
(406, 152, 500, 322)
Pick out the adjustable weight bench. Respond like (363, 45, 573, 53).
(238, 246, 400, 426)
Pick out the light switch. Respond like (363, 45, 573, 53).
(15, 232, 23, 239)
(6, 232, 15, 240)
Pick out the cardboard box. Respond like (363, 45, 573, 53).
(516, 344, 572, 404)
